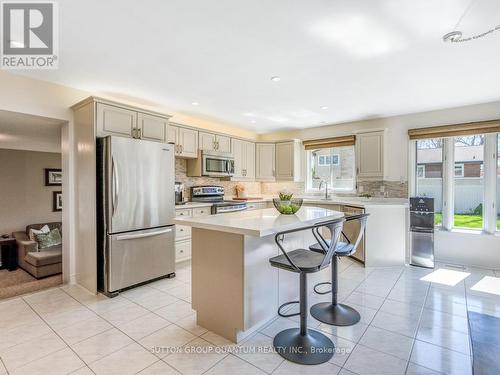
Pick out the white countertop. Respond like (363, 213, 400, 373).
(228, 196, 408, 208)
(173, 206, 344, 237)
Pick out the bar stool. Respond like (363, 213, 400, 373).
(309, 213, 369, 326)
(269, 217, 345, 365)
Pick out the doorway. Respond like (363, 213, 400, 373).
(0, 110, 67, 299)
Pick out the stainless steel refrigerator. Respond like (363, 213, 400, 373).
(97, 136, 176, 296)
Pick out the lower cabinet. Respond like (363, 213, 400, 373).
(175, 239, 192, 263)
(174, 206, 211, 263)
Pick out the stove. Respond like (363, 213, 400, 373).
(191, 186, 247, 214)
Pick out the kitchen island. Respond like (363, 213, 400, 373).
(235, 197, 409, 267)
(173, 206, 344, 343)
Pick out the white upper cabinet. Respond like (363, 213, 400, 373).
(356, 130, 385, 179)
(199, 132, 231, 153)
(179, 128, 199, 158)
(167, 124, 199, 158)
(232, 138, 255, 180)
(96, 103, 137, 137)
(275, 140, 303, 181)
(137, 113, 167, 142)
(96, 101, 169, 142)
(166, 125, 177, 144)
(199, 132, 216, 151)
(217, 135, 231, 153)
(255, 143, 276, 181)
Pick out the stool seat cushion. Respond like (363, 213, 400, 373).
(309, 241, 356, 256)
(269, 249, 326, 273)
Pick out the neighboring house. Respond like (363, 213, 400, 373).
(310, 147, 355, 190)
(416, 145, 484, 179)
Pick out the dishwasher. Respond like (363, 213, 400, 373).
(343, 205, 366, 264)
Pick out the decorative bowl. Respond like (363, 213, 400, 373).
(273, 198, 303, 215)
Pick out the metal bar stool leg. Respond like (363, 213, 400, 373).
(310, 256, 361, 326)
(273, 273, 335, 365)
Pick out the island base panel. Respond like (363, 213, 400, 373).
(192, 228, 245, 342)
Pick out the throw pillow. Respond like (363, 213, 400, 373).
(35, 228, 62, 250)
(29, 225, 50, 242)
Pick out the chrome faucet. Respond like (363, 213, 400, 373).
(319, 180, 329, 200)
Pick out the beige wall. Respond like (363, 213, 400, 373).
(0, 149, 62, 235)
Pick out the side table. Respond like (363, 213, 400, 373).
(0, 237, 18, 271)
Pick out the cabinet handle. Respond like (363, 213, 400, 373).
(132, 128, 137, 138)
(137, 128, 142, 139)
(180, 145, 184, 153)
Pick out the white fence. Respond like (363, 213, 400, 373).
(417, 177, 497, 214)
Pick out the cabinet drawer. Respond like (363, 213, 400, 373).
(176, 224, 191, 240)
(176, 240, 192, 262)
(193, 207, 211, 216)
(175, 209, 192, 218)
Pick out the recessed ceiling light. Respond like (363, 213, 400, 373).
(270, 76, 281, 82)
(191, 102, 199, 106)
(320, 106, 328, 110)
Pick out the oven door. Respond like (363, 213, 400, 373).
(202, 155, 234, 177)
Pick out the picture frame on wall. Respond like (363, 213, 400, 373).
(45, 168, 62, 186)
(53, 191, 62, 212)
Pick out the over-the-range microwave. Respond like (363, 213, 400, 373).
(201, 150, 235, 177)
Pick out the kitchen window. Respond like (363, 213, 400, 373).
(415, 138, 443, 226)
(453, 135, 484, 229)
(410, 121, 500, 233)
(306, 146, 355, 192)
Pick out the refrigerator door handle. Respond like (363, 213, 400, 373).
(112, 156, 119, 217)
(116, 227, 173, 241)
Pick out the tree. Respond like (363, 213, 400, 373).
(455, 135, 484, 146)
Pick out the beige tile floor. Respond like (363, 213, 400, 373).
(1, 259, 499, 375)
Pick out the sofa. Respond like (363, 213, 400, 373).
(12, 222, 62, 279)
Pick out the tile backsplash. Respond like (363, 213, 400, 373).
(175, 159, 261, 199)
(175, 159, 408, 199)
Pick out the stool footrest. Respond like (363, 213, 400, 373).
(278, 301, 300, 317)
(313, 281, 332, 295)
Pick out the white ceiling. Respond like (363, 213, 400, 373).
(0, 110, 63, 153)
(15, 0, 500, 133)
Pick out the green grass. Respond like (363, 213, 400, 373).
(433, 213, 500, 229)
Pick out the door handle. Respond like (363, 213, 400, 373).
(117, 228, 173, 241)
(112, 156, 119, 216)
